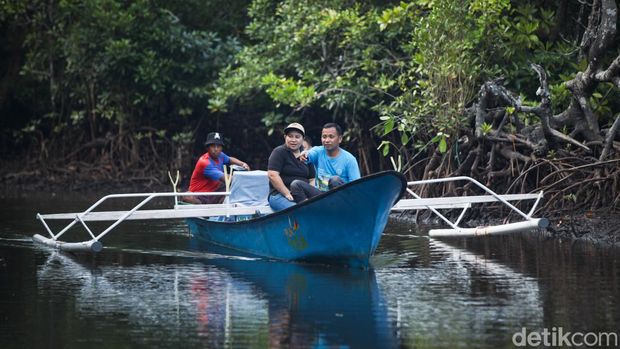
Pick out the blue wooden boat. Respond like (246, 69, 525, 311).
(186, 171, 406, 268)
(34, 166, 547, 263)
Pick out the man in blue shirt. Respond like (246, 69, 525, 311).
(302, 123, 361, 191)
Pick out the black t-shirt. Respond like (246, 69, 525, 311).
(267, 145, 315, 192)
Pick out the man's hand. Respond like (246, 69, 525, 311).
(230, 157, 251, 171)
(298, 150, 309, 162)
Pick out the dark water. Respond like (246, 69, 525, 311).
(1, 193, 619, 348)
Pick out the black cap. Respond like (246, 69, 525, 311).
(205, 132, 224, 146)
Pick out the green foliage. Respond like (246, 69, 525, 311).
(211, 0, 530, 157)
(563, 193, 577, 203)
(483, 2, 577, 95)
(4, 0, 619, 177)
(171, 131, 193, 145)
(375, 0, 510, 157)
(261, 73, 315, 107)
(261, 112, 285, 136)
(212, 0, 413, 131)
(431, 132, 450, 154)
(5, 0, 242, 154)
(480, 122, 493, 136)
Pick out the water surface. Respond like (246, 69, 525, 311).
(1, 193, 618, 348)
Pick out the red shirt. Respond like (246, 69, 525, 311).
(189, 152, 230, 192)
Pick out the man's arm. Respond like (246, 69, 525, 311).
(203, 160, 224, 182)
(299, 146, 319, 164)
(348, 155, 361, 181)
(229, 157, 250, 170)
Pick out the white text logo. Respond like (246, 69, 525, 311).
(512, 327, 618, 347)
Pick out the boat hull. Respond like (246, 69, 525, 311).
(187, 171, 406, 267)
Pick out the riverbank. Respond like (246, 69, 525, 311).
(0, 169, 172, 196)
(547, 211, 620, 247)
(391, 208, 620, 248)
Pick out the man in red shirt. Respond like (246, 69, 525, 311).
(186, 132, 250, 204)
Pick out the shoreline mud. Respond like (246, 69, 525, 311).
(390, 209, 620, 248)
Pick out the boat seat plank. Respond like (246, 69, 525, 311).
(39, 206, 274, 221)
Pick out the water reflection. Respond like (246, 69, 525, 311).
(198, 257, 394, 348)
(32, 234, 550, 349)
(374, 235, 544, 348)
(35, 247, 394, 349)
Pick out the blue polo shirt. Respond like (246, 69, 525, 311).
(307, 146, 361, 191)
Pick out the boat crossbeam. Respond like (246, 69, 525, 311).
(33, 191, 238, 252)
(391, 176, 548, 237)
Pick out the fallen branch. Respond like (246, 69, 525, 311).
(600, 114, 620, 161)
(548, 128, 591, 152)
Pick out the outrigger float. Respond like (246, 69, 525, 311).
(392, 176, 549, 237)
(33, 170, 548, 267)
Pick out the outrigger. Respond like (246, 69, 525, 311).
(33, 170, 548, 266)
(392, 176, 548, 237)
